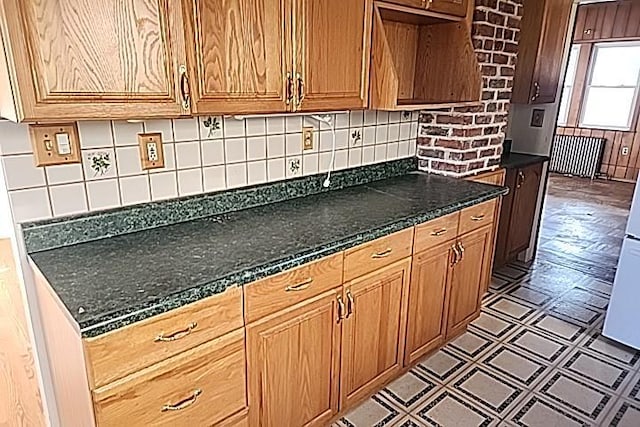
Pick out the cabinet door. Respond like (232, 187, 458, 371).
(294, 0, 372, 111)
(531, 0, 573, 104)
(428, 0, 469, 17)
(405, 242, 454, 366)
(494, 168, 518, 267)
(340, 259, 410, 409)
(183, 0, 290, 115)
(247, 290, 341, 427)
(3, 0, 188, 121)
(507, 163, 543, 258)
(446, 227, 493, 338)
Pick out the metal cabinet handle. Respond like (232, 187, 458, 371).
(155, 322, 198, 342)
(471, 214, 486, 222)
(431, 228, 448, 236)
(179, 65, 190, 110)
(451, 244, 460, 266)
(336, 295, 346, 323)
(517, 171, 525, 189)
(346, 290, 354, 319)
(286, 72, 294, 105)
(296, 73, 305, 107)
(371, 248, 393, 259)
(457, 242, 465, 262)
(161, 389, 202, 412)
(531, 81, 540, 102)
(285, 278, 313, 292)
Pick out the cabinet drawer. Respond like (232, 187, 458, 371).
(414, 212, 460, 253)
(344, 228, 414, 282)
(459, 199, 497, 235)
(85, 286, 243, 389)
(244, 253, 343, 323)
(93, 330, 247, 427)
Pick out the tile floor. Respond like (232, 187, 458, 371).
(335, 176, 640, 427)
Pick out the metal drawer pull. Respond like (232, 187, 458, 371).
(285, 278, 313, 292)
(154, 322, 198, 342)
(336, 295, 346, 323)
(451, 244, 460, 266)
(457, 242, 465, 261)
(161, 389, 202, 412)
(431, 228, 448, 236)
(470, 214, 486, 222)
(371, 248, 393, 259)
(346, 290, 354, 319)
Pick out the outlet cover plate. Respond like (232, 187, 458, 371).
(29, 123, 81, 167)
(138, 133, 165, 170)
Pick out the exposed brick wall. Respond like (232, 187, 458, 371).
(417, 0, 523, 177)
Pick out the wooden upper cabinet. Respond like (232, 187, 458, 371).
(246, 290, 341, 427)
(512, 0, 573, 104)
(339, 259, 410, 409)
(574, 1, 640, 42)
(383, 0, 468, 17)
(182, 0, 289, 115)
(0, 0, 189, 122)
(293, 0, 372, 111)
(429, 0, 468, 17)
(446, 226, 492, 338)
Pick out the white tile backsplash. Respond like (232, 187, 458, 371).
(86, 179, 120, 210)
(116, 146, 145, 176)
(226, 163, 247, 188)
(177, 169, 203, 196)
(203, 165, 226, 192)
(49, 183, 88, 216)
(175, 141, 202, 169)
(247, 160, 267, 185)
(2, 154, 46, 190)
(201, 139, 225, 166)
(173, 118, 199, 142)
(150, 171, 178, 201)
(1, 111, 418, 222)
(46, 163, 83, 185)
(113, 121, 143, 146)
(78, 121, 113, 149)
(225, 137, 247, 164)
(119, 175, 151, 206)
(0, 122, 31, 155)
(247, 136, 267, 161)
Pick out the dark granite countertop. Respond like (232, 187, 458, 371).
(30, 172, 507, 338)
(501, 152, 550, 170)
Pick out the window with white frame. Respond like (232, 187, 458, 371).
(580, 42, 640, 130)
(557, 45, 581, 126)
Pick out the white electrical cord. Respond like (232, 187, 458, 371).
(310, 114, 336, 188)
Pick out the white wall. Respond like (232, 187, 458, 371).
(0, 156, 13, 237)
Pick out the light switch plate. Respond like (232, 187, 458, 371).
(138, 133, 165, 170)
(302, 126, 314, 151)
(29, 123, 81, 167)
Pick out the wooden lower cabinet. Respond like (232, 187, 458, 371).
(93, 330, 247, 427)
(446, 226, 494, 338)
(339, 259, 411, 409)
(404, 242, 454, 366)
(246, 290, 342, 427)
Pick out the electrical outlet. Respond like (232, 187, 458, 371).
(622, 146, 630, 156)
(29, 123, 81, 166)
(138, 133, 165, 170)
(302, 126, 314, 151)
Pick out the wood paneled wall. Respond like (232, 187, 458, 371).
(557, 125, 640, 181)
(556, 0, 640, 182)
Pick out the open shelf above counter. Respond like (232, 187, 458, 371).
(369, 1, 482, 111)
